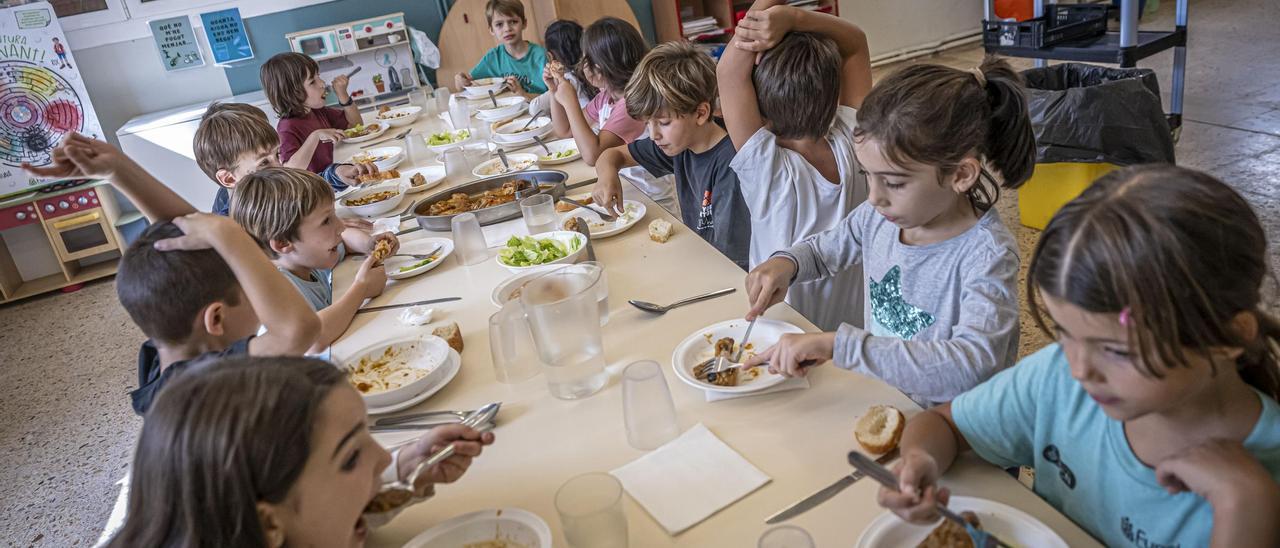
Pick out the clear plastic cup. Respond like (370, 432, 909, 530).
(556, 262, 608, 326)
(450, 212, 489, 266)
(556, 473, 628, 548)
(441, 147, 472, 180)
(520, 267, 607, 399)
(434, 88, 451, 114)
(758, 525, 815, 548)
(520, 193, 557, 235)
(448, 96, 472, 131)
(488, 299, 541, 383)
(404, 132, 431, 166)
(622, 360, 680, 450)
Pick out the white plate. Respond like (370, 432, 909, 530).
(341, 335, 452, 408)
(375, 106, 423, 127)
(385, 237, 454, 280)
(561, 200, 645, 238)
(495, 231, 587, 273)
(340, 181, 408, 218)
(671, 318, 803, 394)
(425, 129, 475, 152)
(856, 496, 1068, 548)
(347, 146, 405, 172)
(490, 265, 565, 307)
(534, 138, 581, 164)
(400, 165, 447, 194)
(473, 153, 538, 178)
(463, 77, 507, 96)
(493, 116, 553, 143)
(476, 96, 527, 120)
(341, 122, 389, 144)
(365, 349, 462, 416)
(402, 508, 552, 548)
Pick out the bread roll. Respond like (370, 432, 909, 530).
(854, 405, 905, 454)
(432, 322, 463, 353)
(648, 218, 673, 243)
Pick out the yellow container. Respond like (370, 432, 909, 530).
(1017, 162, 1118, 230)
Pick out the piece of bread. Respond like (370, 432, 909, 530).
(648, 218, 673, 243)
(371, 239, 391, 263)
(433, 322, 463, 353)
(563, 217, 581, 232)
(556, 195, 592, 213)
(855, 405, 905, 454)
(917, 512, 980, 548)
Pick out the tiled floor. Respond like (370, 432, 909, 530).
(3, 0, 1278, 544)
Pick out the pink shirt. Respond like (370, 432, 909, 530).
(584, 92, 645, 144)
(277, 107, 350, 174)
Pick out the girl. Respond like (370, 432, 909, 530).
(107, 357, 494, 547)
(743, 57, 1036, 407)
(878, 166, 1280, 547)
(529, 19, 595, 117)
(260, 52, 364, 179)
(546, 17, 648, 166)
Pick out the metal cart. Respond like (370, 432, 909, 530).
(983, 0, 1187, 134)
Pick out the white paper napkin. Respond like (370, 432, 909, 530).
(705, 376, 810, 402)
(610, 423, 771, 535)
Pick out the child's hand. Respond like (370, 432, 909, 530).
(152, 212, 239, 251)
(744, 332, 833, 377)
(745, 256, 796, 319)
(23, 132, 132, 180)
(504, 75, 525, 94)
(309, 128, 346, 144)
(372, 231, 400, 256)
(331, 74, 351, 98)
(336, 162, 379, 186)
(355, 255, 387, 299)
(876, 450, 951, 524)
(552, 71, 577, 107)
(1156, 439, 1280, 507)
(400, 423, 495, 495)
(591, 176, 626, 215)
(735, 3, 797, 52)
(454, 72, 472, 92)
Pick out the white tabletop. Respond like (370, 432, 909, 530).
(329, 107, 1101, 547)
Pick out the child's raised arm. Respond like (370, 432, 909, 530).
(330, 74, 362, 128)
(549, 71, 624, 166)
(734, 2, 872, 109)
(716, 7, 769, 151)
(24, 133, 195, 221)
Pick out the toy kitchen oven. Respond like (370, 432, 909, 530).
(286, 13, 422, 108)
(0, 180, 132, 304)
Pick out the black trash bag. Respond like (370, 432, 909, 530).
(1021, 63, 1175, 165)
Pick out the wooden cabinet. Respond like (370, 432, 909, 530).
(652, 0, 838, 44)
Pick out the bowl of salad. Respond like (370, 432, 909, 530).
(496, 232, 587, 273)
(535, 138, 580, 165)
(426, 129, 474, 152)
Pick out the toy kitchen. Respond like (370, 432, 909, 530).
(286, 13, 423, 104)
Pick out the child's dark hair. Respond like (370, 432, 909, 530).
(260, 52, 320, 119)
(753, 32, 841, 141)
(544, 19, 597, 99)
(116, 222, 242, 344)
(580, 17, 647, 94)
(855, 56, 1036, 212)
(1029, 165, 1280, 401)
(106, 356, 345, 547)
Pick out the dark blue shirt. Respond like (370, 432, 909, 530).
(130, 336, 252, 415)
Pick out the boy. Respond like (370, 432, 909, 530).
(718, 0, 872, 331)
(453, 0, 548, 95)
(230, 167, 395, 353)
(23, 134, 321, 415)
(592, 41, 751, 270)
(193, 102, 373, 215)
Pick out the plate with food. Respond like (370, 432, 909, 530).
(560, 200, 645, 238)
(401, 508, 551, 548)
(496, 232, 586, 273)
(534, 138, 580, 164)
(490, 265, 565, 307)
(342, 122, 388, 144)
(376, 105, 422, 127)
(671, 318, 804, 394)
(400, 166, 447, 194)
(342, 334, 453, 408)
(856, 496, 1067, 548)
(362, 348, 462, 416)
(476, 96, 527, 121)
(473, 153, 538, 178)
(426, 128, 474, 152)
(462, 77, 507, 97)
(492, 117, 553, 143)
(348, 146, 405, 172)
(385, 237, 453, 280)
(342, 182, 407, 217)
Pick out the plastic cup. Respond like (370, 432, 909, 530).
(622, 360, 680, 450)
(520, 193, 557, 235)
(520, 268, 607, 399)
(441, 147, 472, 180)
(448, 97, 472, 131)
(556, 473, 628, 548)
(758, 525, 815, 548)
(488, 300, 541, 383)
(434, 88, 451, 114)
(450, 212, 488, 266)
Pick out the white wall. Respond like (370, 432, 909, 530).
(840, 0, 983, 59)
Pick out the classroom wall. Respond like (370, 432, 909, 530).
(840, 0, 983, 58)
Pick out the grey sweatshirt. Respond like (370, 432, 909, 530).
(780, 203, 1021, 407)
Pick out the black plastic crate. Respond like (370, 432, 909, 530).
(983, 4, 1113, 49)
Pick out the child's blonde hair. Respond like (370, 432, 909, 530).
(193, 102, 277, 182)
(485, 0, 525, 25)
(260, 52, 320, 119)
(625, 41, 717, 120)
(229, 167, 334, 256)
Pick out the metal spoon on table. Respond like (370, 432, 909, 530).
(533, 135, 553, 156)
(629, 288, 736, 315)
(495, 148, 511, 171)
(487, 90, 500, 108)
(365, 403, 501, 513)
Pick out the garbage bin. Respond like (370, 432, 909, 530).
(1017, 63, 1174, 229)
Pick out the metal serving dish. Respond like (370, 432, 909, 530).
(411, 170, 568, 231)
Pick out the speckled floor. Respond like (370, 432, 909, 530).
(2, 0, 1278, 545)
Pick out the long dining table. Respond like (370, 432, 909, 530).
(329, 102, 1100, 547)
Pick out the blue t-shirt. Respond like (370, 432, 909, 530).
(279, 244, 346, 311)
(953, 344, 1280, 547)
(471, 43, 548, 94)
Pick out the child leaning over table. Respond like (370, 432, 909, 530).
(22, 134, 321, 416)
(592, 41, 752, 270)
(230, 167, 397, 353)
(717, 0, 872, 331)
(453, 0, 548, 95)
(879, 166, 1280, 547)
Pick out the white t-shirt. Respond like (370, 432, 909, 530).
(729, 106, 867, 331)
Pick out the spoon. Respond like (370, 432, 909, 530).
(628, 287, 736, 315)
(495, 148, 511, 171)
(487, 90, 500, 108)
(533, 135, 553, 156)
(365, 402, 501, 514)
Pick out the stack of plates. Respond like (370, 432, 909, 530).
(491, 116, 553, 147)
(476, 96, 527, 124)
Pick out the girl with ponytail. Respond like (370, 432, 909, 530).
(744, 56, 1035, 407)
(879, 165, 1280, 547)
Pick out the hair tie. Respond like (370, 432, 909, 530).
(969, 67, 987, 87)
(1119, 307, 1132, 327)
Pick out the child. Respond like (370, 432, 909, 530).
(592, 41, 751, 270)
(230, 167, 396, 353)
(546, 17, 648, 166)
(742, 57, 1035, 407)
(22, 134, 321, 415)
(718, 0, 872, 331)
(195, 102, 375, 214)
(878, 166, 1280, 547)
(453, 0, 548, 95)
(107, 357, 494, 546)
(260, 52, 365, 179)
(528, 20, 594, 117)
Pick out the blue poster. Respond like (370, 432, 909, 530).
(199, 8, 254, 65)
(149, 15, 204, 72)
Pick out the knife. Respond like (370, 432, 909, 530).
(764, 448, 899, 524)
(356, 296, 461, 314)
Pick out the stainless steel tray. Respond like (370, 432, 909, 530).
(411, 170, 568, 231)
